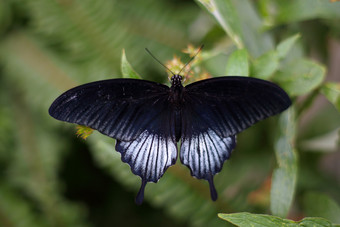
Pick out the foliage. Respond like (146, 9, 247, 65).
(0, 0, 340, 226)
(218, 212, 340, 227)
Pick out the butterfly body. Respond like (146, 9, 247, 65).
(169, 74, 185, 141)
(49, 76, 291, 204)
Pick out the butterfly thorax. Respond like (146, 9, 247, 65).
(170, 74, 184, 106)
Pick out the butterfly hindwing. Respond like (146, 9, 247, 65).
(180, 130, 236, 200)
(49, 79, 169, 141)
(180, 97, 236, 200)
(115, 95, 178, 204)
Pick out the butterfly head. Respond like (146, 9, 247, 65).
(170, 74, 183, 87)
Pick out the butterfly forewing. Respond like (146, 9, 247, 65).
(183, 76, 292, 138)
(49, 79, 169, 141)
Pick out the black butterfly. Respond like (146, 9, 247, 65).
(49, 54, 291, 205)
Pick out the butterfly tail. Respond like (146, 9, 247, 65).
(136, 179, 147, 205)
(208, 175, 218, 201)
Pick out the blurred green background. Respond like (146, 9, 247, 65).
(0, 0, 340, 226)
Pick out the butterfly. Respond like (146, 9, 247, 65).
(49, 49, 291, 205)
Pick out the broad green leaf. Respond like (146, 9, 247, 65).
(251, 34, 300, 79)
(121, 49, 141, 79)
(266, 0, 340, 24)
(270, 168, 297, 218)
(196, 0, 274, 57)
(321, 82, 340, 112)
(270, 108, 298, 218)
(251, 50, 279, 79)
(196, 0, 244, 48)
(218, 212, 337, 227)
(218, 212, 295, 226)
(300, 218, 340, 227)
(225, 49, 249, 76)
(277, 34, 301, 59)
(303, 192, 340, 224)
(273, 59, 325, 96)
(231, 0, 274, 57)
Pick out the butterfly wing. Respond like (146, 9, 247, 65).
(180, 76, 291, 200)
(49, 79, 178, 204)
(180, 116, 236, 200)
(115, 97, 178, 204)
(49, 79, 170, 141)
(183, 76, 291, 138)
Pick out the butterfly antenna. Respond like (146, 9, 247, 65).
(178, 44, 204, 76)
(145, 48, 175, 76)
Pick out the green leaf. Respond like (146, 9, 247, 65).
(300, 218, 340, 227)
(231, 0, 274, 57)
(225, 49, 249, 76)
(251, 34, 300, 79)
(303, 192, 340, 224)
(270, 108, 298, 218)
(218, 212, 295, 226)
(276, 34, 301, 59)
(273, 59, 325, 96)
(196, 0, 244, 49)
(272, 0, 340, 24)
(251, 50, 279, 79)
(218, 212, 337, 227)
(196, 0, 274, 57)
(121, 49, 142, 79)
(321, 82, 340, 112)
(270, 168, 297, 218)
